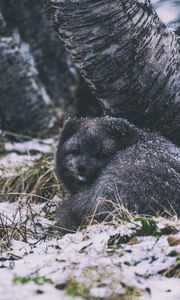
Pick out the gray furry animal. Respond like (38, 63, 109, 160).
(56, 117, 180, 232)
(55, 117, 144, 193)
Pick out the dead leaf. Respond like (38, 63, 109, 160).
(167, 235, 180, 246)
(161, 225, 178, 235)
(128, 236, 140, 245)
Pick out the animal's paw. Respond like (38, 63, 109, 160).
(56, 201, 79, 234)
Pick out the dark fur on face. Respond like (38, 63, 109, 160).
(55, 116, 143, 193)
(56, 117, 180, 233)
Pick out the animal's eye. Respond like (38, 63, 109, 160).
(70, 149, 79, 156)
(65, 146, 80, 156)
(63, 143, 80, 156)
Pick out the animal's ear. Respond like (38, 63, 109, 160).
(103, 117, 141, 147)
(60, 117, 81, 144)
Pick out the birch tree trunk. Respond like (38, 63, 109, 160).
(45, 0, 180, 146)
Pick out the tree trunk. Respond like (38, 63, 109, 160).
(45, 0, 180, 146)
(1, 0, 77, 108)
(0, 13, 53, 137)
(0, 0, 102, 137)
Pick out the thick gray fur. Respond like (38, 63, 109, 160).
(56, 117, 180, 232)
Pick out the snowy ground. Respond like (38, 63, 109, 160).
(1, 1, 180, 298)
(0, 138, 180, 300)
(0, 200, 179, 300)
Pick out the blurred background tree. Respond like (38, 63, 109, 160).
(0, 0, 179, 137)
(0, 0, 102, 137)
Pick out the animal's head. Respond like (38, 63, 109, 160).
(55, 116, 142, 193)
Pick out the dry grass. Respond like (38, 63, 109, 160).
(84, 190, 134, 229)
(0, 197, 59, 254)
(163, 256, 180, 278)
(83, 182, 179, 232)
(0, 203, 42, 252)
(0, 149, 66, 251)
(0, 132, 69, 252)
(0, 154, 66, 203)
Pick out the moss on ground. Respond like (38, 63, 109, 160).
(13, 275, 54, 285)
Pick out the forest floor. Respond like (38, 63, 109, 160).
(0, 136, 180, 300)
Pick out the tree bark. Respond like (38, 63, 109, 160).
(45, 0, 180, 146)
(0, 0, 102, 137)
(0, 13, 53, 137)
(1, 0, 77, 107)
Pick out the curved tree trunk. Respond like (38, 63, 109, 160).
(45, 0, 180, 146)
